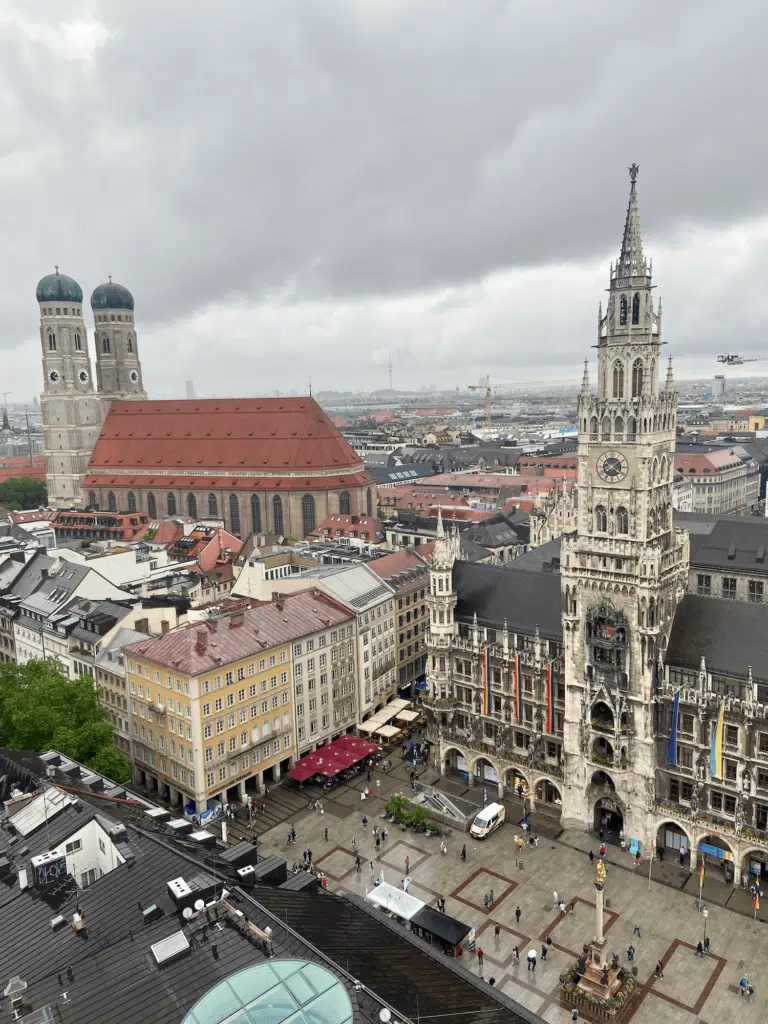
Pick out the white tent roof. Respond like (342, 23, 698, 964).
(365, 881, 424, 920)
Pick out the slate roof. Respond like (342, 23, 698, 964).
(688, 517, 768, 574)
(666, 594, 768, 681)
(306, 563, 395, 611)
(453, 561, 563, 641)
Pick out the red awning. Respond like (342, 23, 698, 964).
(286, 762, 318, 783)
(333, 735, 380, 758)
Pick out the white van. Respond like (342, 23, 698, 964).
(469, 802, 505, 839)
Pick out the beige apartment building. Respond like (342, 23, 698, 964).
(675, 449, 759, 514)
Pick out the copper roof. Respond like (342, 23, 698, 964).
(87, 398, 369, 479)
(124, 589, 353, 674)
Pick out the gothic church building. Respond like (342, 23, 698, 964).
(425, 169, 768, 886)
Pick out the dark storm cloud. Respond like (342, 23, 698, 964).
(2, 0, 768, 393)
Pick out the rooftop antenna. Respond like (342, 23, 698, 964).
(308, 376, 312, 398)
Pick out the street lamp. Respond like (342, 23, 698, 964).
(702, 907, 709, 947)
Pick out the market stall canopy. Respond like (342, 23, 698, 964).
(376, 725, 400, 739)
(286, 762, 317, 783)
(395, 709, 419, 722)
(358, 721, 379, 734)
(387, 698, 411, 712)
(410, 906, 471, 946)
(365, 882, 423, 921)
(334, 735, 380, 757)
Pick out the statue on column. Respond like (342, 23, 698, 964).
(596, 858, 606, 889)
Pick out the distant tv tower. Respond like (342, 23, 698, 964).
(388, 352, 393, 391)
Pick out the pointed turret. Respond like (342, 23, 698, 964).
(581, 359, 590, 394)
(665, 355, 675, 391)
(432, 507, 455, 572)
(616, 163, 647, 283)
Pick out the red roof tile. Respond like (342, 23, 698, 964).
(124, 590, 354, 674)
(87, 397, 369, 481)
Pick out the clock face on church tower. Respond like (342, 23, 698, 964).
(597, 450, 629, 483)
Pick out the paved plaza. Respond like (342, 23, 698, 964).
(255, 759, 767, 1023)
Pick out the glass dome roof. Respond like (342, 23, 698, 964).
(182, 959, 354, 1024)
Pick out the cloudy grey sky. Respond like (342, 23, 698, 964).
(3, 0, 768, 401)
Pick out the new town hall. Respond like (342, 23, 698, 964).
(424, 168, 768, 885)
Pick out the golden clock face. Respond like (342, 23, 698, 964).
(597, 450, 628, 483)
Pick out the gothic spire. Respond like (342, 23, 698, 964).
(665, 355, 675, 391)
(581, 359, 590, 393)
(616, 163, 647, 282)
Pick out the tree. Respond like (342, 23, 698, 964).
(0, 660, 132, 784)
(0, 477, 47, 510)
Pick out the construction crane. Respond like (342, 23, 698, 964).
(467, 374, 575, 432)
(717, 353, 768, 366)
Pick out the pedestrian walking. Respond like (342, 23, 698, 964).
(620, 838, 627, 853)
(569, 899, 576, 915)
(489, 888, 494, 906)
(362, 815, 368, 830)
(703, 936, 710, 954)
(599, 827, 604, 841)
(534, 835, 539, 847)
(589, 850, 594, 863)
(571, 1010, 579, 1022)
(483, 788, 487, 806)
(627, 945, 635, 963)
(633, 922, 641, 937)
(517, 784, 524, 799)
(679, 850, 685, 867)
(527, 949, 537, 973)
(655, 961, 664, 980)
(553, 890, 559, 907)
(477, 947, 484, 967)
(405, 855, 410, 874)
(324, 827, 328, 842)
(515, 906, 521, 924)
(494, 923, 500, 939)
(370, 861, 375, 879)
(658, 847, 664, 862)
(483, 893, 489, 909)
(375, 835, 380, 850)
(307, 849, 312, 864)
(355, 855, 361, 873)
(541, 943, 547, 962)
(461, 844, 467, 862)
(695, 941, 703, 957)
(599, 843, 606, 857)
(559, 902, 566, 915)
(488, 976, 496, 987)
(740, 974, 749, 997)
(440, 841, 447, 855)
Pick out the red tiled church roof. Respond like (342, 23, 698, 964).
(87, 398, 366, 479)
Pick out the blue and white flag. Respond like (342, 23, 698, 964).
(667, 688, 681, 765)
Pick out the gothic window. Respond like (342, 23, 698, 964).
(627, 416, 637, 437)
(127, 491, 137, 513)
(595, 505, 607, 532)
(366, 488, 373, 517)
(619, 295, 628, 325)
(47, 332, 56, 351)
(107, 491, 117, 512)
(301, 494, 316, 536)
(273, 495, 284, 536)
(601, 416, 611, 439)
(648, 509, 657, 535)
(616, 507, 629, 534)
(229, 494, 241, 534)
(251, 494, 262, 533)
(74, 332, 82, 351)
(339, 491, 351, 515)
(102, 335, 110, 355)
(590, 416, 598, 435)
(612, 361, 624, 399)
(167, 493, 177, 516)
(614, 416, 624, 436)
(631, 359, 643, 398)
(632, 293, 640, 324)
(208, 493, 218, 517)
(127, 335, 133, 353)
(88, 491, 97, 508)
(147, 492, 157, 519)
(187, 493, 197, 518)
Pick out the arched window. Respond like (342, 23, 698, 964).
(601, 416, 611, 439)
(595, 505, 607, 532)
(612, 361, 624, 399)
(147, 492, 157, 519)
(74, 332, 82, 351)
(614, 416, 624, 436)
(616, 507, 629, 534)
(366, 488, 373, 517)
(127, 491, 137, 513)
(47, 332, 56, 351)
(627, 416, 637, 437)
(251, 494, 262, 533)
(273, 495, 284, 536)
(339, 491, 351, 515)
(187, 494, 197, 518)
(631, 359, 643, 398)
(102, 334, 110, 355)
(301, 494, 316, 536)
(229, 495, 241, 534)
(107, 491, 117, 512)
(632, 292, 640, 324)
(167, 493, 177, 516)
(619, 295, 628, 325)
(88, 491, 97, 508)
(208, 493, 218, 517)
(126, 335, 133, 353)
(590, 416, 598, 435)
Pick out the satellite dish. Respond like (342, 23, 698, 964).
(182, 907, 193, 920)
(194, 899, 205, 911)
(380, 1010, 391, 1023)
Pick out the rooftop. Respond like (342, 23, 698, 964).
(666, 594, 768, 681)
(453, 560, 563, 641)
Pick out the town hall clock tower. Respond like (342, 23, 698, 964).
(560, 166, 690, 836)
